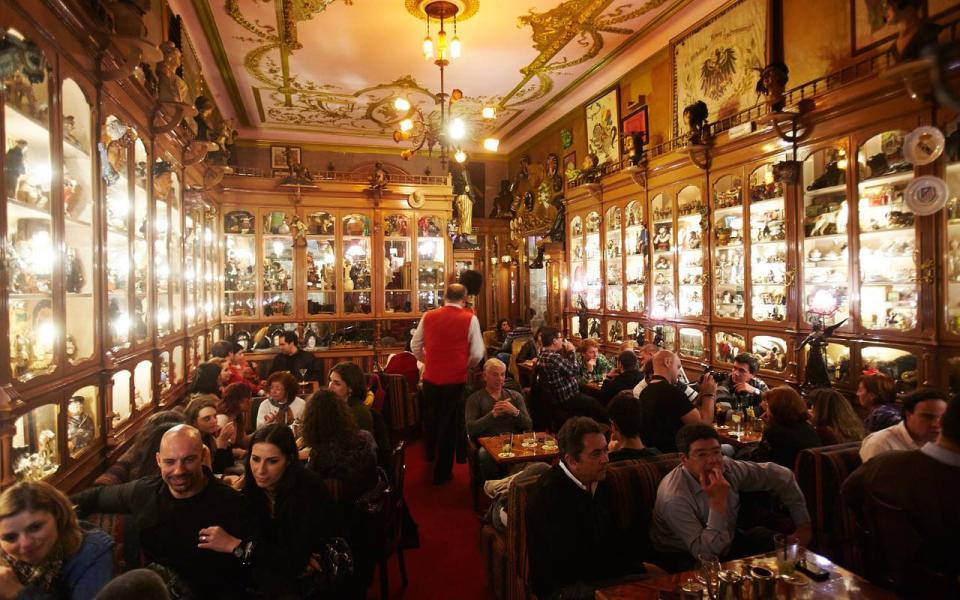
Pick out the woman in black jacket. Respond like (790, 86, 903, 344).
(242, 424, 349, 599)
(757, 386, 822, 469)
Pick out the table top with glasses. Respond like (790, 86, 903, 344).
(477, 432, 560, 465)
(714, 425, 762, 447)
(596, 549, 897, 599)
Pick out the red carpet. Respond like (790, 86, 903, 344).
(372, 441, 493, 599)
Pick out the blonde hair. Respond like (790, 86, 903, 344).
(483, 358, 506, 372)
(0, 481, 83, 556)
(579, 339, 600, 354)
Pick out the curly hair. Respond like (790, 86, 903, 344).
(266, 371, 299, 403)
(301, 389, 359, 452)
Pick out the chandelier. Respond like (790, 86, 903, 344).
(392, 1, 498, 166)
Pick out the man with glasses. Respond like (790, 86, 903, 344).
(536, 327, 608, 424)
(716, 353, 769, 411)
(526, 417, 647, 600)
(651, 424, 811, 570)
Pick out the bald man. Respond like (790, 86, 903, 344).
(637, 351, 716, 453)
(73, 425, 254, 599)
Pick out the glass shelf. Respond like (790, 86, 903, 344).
(712, 174, 744, 320)
(677, 185, 704, 317)
(945, 161, 960, 334)
(605, 206, 623, 311)
(749, 163, 786, 323)
(650, 192, 675, 319)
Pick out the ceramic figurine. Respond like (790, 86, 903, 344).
(489, 181, 514, 218)
(290, 215, 307, 245)
(5, 140, 28, 200)
(65, 247, 85, 293)
(756, 62, 789, 112)
(67, 396, 94, 454)
(885, 0, 943, 62)
(156, 41, 189, 104)
(800, 317, 847, 390)
(194, 95, 216, 141)
(545, 153, 563, 193)
(369, 162, 389, 190)
(63, 115, 80, 147)
(153, 160, 174, 199)
(683, 101, 710, 145)
(624, 132, 644, 166)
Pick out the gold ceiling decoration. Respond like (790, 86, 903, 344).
(205, 0, 681, 144)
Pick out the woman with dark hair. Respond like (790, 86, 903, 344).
(239, 424, 347, 598)
(809, 388, 865, 444)
(94, 411, 185, 485)
(217, 382, 254, 445)
(0, 481, 113, 599)
(857, 372, 900, 432)
(256, 371, 305, 428)
(302, 390, 379, 599)
(328, 362, 389, 460)
(184, 395, 235, 474)
(755, 386, 822, 468)
(189, 359, 224, 396)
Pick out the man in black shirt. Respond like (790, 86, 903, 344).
(638, 351, 716, 453)
(268, 331, 319, 380)
(607, 392, 661, 462)
(599, 350, 645, 405)
(72, 426, 255, 599)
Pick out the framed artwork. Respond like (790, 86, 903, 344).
(271, 145, 301, 169)
(851, 0, 897, 55)
(563, 151, 577, 188)
(672, 0, 769, 138)
(622, 105, 649, 144)
(584, 87, 620, 166)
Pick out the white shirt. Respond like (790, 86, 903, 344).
(920, 442, 960, 467)
(558, 460, 598, 496)
(255, 396, 306, 428)
(859, 421, 922, 462)
(410, 301, 485, 369)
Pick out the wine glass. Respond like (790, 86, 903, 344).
(730, 410, 742, 434)
(298, 368, 307, 382)
(696, 553, 721, 594)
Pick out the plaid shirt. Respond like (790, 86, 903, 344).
(537, 350, 580, 404)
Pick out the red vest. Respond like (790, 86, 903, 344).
(421, 305, 474, 385)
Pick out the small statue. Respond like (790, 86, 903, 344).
(799, 317, 847, 390)
(369, 162, 389, 190)
(211, 118, 236, 164)
(490, 180, 514, 218)
(580, 153, 601, 183)
(545, 153, 563, 193)
(884, 0, 943, 62)
(624, 132, 645, 166)
(454, 193, 473, 236)
(67, 396, 94, 454)
(280, 147, 312, 184)
(682, 100, 710, 146)
(194, 95, 217, 141)
(4, 140, 27, 200)
(38, 429, 57, 466)
(153, 160, 174, 199)
(156, 41, 189, 104)
(756, 62, 789, 112)
(65, 247, 85, 293)
(63, 115, 80, 147)
(290, 215, 307, 246)
(576, 296, 589, 339)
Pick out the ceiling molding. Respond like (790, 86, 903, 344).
(187, 0, 251, 126)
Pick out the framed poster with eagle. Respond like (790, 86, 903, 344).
(671, 0, 770, 139)
(585, 86, 620, 167)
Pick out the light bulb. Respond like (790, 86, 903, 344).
(483, 138, 500, 152)
(454, 149, 467, 163)
(482, 105, 496, 120)
(437, 29, 447, 55)
(400, 118, 414, 133)
(272, 241, 284, 257)
(422, 36, 434, 59)
(394, 97, 411, 112)
(450, 35, 461, 58)
(449, 118, 466, 140)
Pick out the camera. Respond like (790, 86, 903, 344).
(699, 364, 729, 387)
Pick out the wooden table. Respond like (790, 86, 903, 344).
(715, 425, 762, 447)
(581, 380, 603, 398)
(477, 433, 560, 465)
(596, 549, 897, 599)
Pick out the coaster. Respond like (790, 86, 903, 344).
(498, 452, 515, 459)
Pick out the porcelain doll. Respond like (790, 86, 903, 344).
(67, 396, 94, 454)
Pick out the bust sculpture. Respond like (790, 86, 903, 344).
(156, 41, 189, 104)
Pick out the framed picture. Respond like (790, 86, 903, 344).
(584, 87, 620, 166)
(851, 0, 898, 55)
(271, 145, 301, 169)
(622, 105, 649, 144)
(672, 0, 769, 138)
(563, 151, 577, 188)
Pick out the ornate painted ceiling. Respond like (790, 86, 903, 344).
(175, 0, 697, 152)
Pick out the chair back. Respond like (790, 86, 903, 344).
(381, 373, 416, 437)
(508, 336, 532, 382)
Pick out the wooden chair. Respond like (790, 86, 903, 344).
(381, 373, 419, 442)
(377, 441, 409, 600)
(507, 336, 532, 382)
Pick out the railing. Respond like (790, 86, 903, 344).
(226, 165, 449, 186)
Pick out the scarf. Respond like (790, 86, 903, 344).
(0, 543, 64, 592)
(269, 399, 294, 427)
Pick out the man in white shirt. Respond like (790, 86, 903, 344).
(860, 389, 947, 462)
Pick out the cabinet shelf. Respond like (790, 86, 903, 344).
(858, 171, 913, 189)
(804, 233, 848, 242)
(749, 197, 784, 209)
(805, 184, 846, 197)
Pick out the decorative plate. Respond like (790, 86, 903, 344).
(904, 175, 948, 216)
(903, 126, 945, 166)
(407, 190, 425, 209)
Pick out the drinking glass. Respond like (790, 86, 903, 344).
(696, 553, 721, 594)
(298, 368, 308, 381)
(715, 406, 728, 427)
(774, 534, 799, 577)
(542, 434, 557, 451)
(522, 430, 536, 448)
(680, 577, 704, 599)
(730, 410, 742, 433)
(499, 432, 514, 457)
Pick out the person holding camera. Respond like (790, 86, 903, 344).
(715, 353, 769, 412)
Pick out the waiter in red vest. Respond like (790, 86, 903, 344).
(412, 283, 486, 483)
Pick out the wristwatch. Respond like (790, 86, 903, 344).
(232, 541, 245, 559)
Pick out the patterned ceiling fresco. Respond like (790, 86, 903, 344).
(187, 0, 686, 148)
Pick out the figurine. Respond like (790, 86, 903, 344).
(653, 226, 671, 252)
(624, 132, 645, 166)
(65, 335, 78, 361)
(210, 118, 236, 165)
(885, 0, 943, 62)
(156, 41, 189, 104)
(369, 162, 389, 191)
(194, 95, 217, 141)
(576, 296, 589, 339)
(580, 153, 602, 183)
(5, 140, 27, 200)
(756, 62, 789, 112)
(545, 153, 563, 193)
(806, 157, 845, 191)
(65, 247, 85, 293)
(67, 396, 94, 454)
(153, 160, 174, 199)
(63, 115, 80, 147)
(280, 147, 313, 184)
(454, 193, 473, 236)
(290, 215, 307, 246)
(682, 101, 710, 146)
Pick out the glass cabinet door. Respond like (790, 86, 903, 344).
(110, 369, 132, 429)
(856, 131, 917, 331)
(12, 404, 59, 481)
(62, 78, 96, 366)
(677, 185, 705, 317)
(223, 210, 256, 317)
(133, 139, 149, 344)
(67, 386, 98, 458)
(103, 115, 132, 350)
(416, 215, 444, 312)
(679, 327, 705, 360)
(263, 210, 295, 318)
(861, 345, 918, 394)
(184, 210, 197, 324)
(945, 146, 960, 334)
(715, 330, 746, 364)
(749, 163, 787, 323)
(204, 211, 218, 321)
(604, 206, 623, 311)
(569, 215, 585, 306)
(153, 161, 171, 337)
(169, 178, 183, 333)
(802, 144, 849, 327)
(134, 359, 152, 410)
(623, 200, 647, 313)
(753, 335, 787, 373)
(343, 214, 372, 314)
(712, 174, 745, 320)
(383, 213, 412, 314)
(306, 211, 337, 315)
(651, 192, 676, 319)
(4, 37, 55, 381)
(583, 211, 602, 309)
